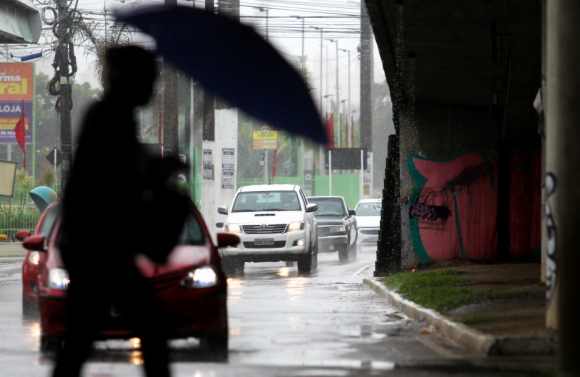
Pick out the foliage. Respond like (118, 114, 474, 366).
(235, 55, 315, 179)
(382, 269, 465, 293)
(372, 80, 395, 136)
(457, 314, 496, 325)
(380, 269, 511, 312)
(75, 6, 135, 88)
(37, 166, 55, 188)
(0, 168, 42, 240)
(34, 72, 101, 179)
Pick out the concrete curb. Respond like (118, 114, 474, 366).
(0, 242, 26, 257)
(363, 278, 557, 356)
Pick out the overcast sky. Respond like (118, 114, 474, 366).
(4, 0, 386, 116)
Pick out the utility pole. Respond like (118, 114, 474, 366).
(56, 0, 73, 195)
(340, 49, 351, 117)
(326, 39, 340, 147)
(546, 1, 580, 373)
(360, 1, 373, 153)
(203, 0, 215, 142)
(292, 15, 306, 182)
(163, 0, 179, 186)
(340, 48, 351, 146)
(254, 6, 269, 184)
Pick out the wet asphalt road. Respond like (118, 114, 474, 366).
(0, 251, 556, 377)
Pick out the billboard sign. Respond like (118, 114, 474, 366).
(253, 126, 278, 150)
(0, 63, 33, 144)
(325, 148, 368, 170)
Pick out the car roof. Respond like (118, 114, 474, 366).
(356, 198, 381, 203)
(239, 184, 299, 192)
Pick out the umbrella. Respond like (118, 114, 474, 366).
(114, 4, 327, 144)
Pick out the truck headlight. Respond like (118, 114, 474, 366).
(48, 268, 70, 290)
(181, 266, 218, 288)
(329, 225, 346, 234)
(225, 223, 241, 233)
(287, 221, 304, 232)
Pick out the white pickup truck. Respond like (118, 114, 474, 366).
(217, 184, 318, 274)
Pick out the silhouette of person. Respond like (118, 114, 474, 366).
(52, 46, 174, 377)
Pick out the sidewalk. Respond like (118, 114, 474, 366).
(363, 261, 557, 357)
(0, 242, 27, 257)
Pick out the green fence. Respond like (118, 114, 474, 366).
(236, 173, 361, 209)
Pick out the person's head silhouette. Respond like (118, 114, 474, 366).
(103, 45, 158, 107)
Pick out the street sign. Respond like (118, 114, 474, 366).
(253, 126, 278, 150)
(46, 147, 62, 167)
(325, 148, 367, 170)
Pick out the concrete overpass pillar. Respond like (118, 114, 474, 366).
(545, 0, 580, 373)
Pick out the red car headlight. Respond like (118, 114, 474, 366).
(48, 268, 70, 290)
(28, 251, 40, 265)
(180, 266, 218, 288)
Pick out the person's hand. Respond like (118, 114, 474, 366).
(149, 156, 189, 183)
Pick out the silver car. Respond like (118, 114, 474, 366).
(353, 199, 382, 253)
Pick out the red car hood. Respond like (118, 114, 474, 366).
(134, 245, 211, 277)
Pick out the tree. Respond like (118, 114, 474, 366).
(372, 80, 394, 136)
(76, 6, 134, 88)
(34, 73, 101, 179)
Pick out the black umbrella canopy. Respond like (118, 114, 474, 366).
(114, 4, 327, 144)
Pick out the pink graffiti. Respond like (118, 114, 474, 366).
(412, 152, 498, 261)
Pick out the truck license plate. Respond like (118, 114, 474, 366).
(254, 238, 274, 246)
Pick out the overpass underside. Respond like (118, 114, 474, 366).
(365, 0, 542, 267)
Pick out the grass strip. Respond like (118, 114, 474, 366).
(457, 314, 496, 325)
(380, 269, 511, 312)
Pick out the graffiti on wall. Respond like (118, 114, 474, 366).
(409, 202, 451, 221)
(544, 172, 557, 304)
(408, 151, 498, 263)
(408, 149, 541, 264)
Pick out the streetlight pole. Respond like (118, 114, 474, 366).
(309, 26, 323, 112)
(341, 99, 348, 146)
(292, 15, 306, 187)
(340, 48, 351, 119)
(327, 39, 340, 148)
(254, 7, 269, 183)
(291, 15, 305, 72)
(253, 7, 269, 41)
(340, 48, 351, 148)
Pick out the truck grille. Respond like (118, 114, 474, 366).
(242, 224, 287, 234)
(243, 241, 286, 248)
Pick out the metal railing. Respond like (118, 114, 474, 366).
(0, 208, 40, 242)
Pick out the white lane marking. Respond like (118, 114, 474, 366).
(353, 264, 371, 276)
(0, 262, 21, 272)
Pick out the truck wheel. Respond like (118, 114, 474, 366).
(236, 260, 245, 274)
(201, 329, 228, 360)
(338, 245, 349, 261)
(297, 251, 312, 273)
(222, 257, 237, 276)
(40, 335, 63, 355)
(311, 239, 318, 270)
(22, 294, 39, 319)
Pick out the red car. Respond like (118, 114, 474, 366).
(22, 197, 240, 357)
(18, 201, 61, 318)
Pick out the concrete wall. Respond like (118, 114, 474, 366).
(398, 102, 499, 266)
(365, 0, 542, 266)
(201, 108, 238, 244)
